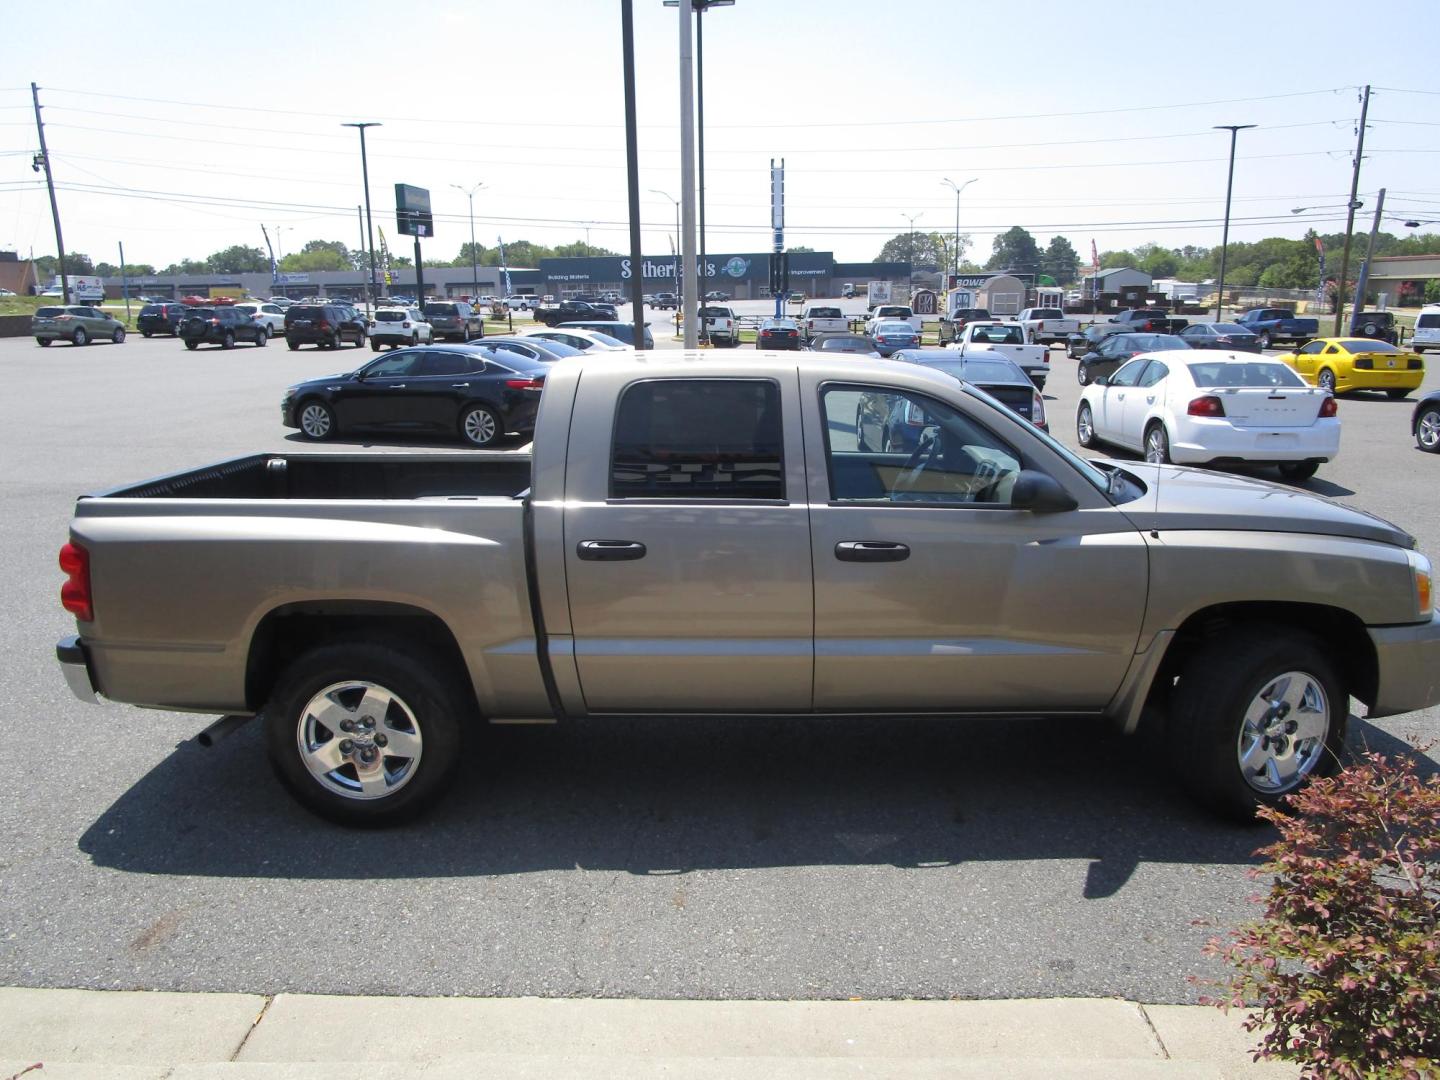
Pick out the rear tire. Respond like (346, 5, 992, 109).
(112, 328, 126, 344)
(1386, 388, 1409, 400)
(185, 339, 199, 351)
(1277, 461, 1319, 481)
(73, 327, 88, 346)
(1144, 422, 1171, 464)
(460, 404, 501, 448)
(1169, 625, 1345, 821)
(1416, 404, 1440, 453)
(1076, 362, 1090, 386)
(255, 328, 268, 347)
(264, 641, 465, 827)
(1077, 402, 1097, 449)
(1257, 331, 1271, 349)
(222, 331, 236, 350)
(37, 337, 51, 347)
(371, 339, 381, 352)
(287, 338, 301, 351)
(1317, 368, 1336, 393)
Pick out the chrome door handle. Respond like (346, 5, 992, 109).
(835, 541, 910, 563)
(1146, 395, 1155, 404)
(577, 540, 647, 562)
(451, 383, 470, 388)
(388, 383, 407, 389)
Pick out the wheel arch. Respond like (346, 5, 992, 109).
(1132, 600, 1378, 730)
(245, 601, 476, 718)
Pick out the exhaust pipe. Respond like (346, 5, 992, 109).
(196, 714, 253, 748)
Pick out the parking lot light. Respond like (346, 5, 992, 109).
(1212, 124, 1256, 322)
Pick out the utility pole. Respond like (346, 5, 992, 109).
(1333, 84, 1371, 335)
(118, 242, 131, 322)
(31, 83, 68, 304)
(342, 122, 381, 317)
(1212, 124, 1256, 321)
(261, 224, 278, 292)
(414, 237, 425, 304)
(651, 189, 680, 302)
(677, 0, 698, 348)
(355, 206, 367, 301)
(621, 0, 646, 347)
(902, 212, 923, 274)
(1351, 187, 1386, 317)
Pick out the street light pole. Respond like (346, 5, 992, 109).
(1212, 124, 1255, 321)
(901, 212, 923, 275)
(451, 182, 485, 302)
(342, 121, 382, 317)
(940, 178, 976, 279)
(650, 189, 680, 294)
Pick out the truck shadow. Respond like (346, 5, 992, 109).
(78, 714, 1427, 898)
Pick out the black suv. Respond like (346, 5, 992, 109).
(283, 304, 368, 350)
(179, 306, 269, 350)
(1350, 311, 1399, 345)
(137, 302, 188, 337)
(423, 301, 484, 342)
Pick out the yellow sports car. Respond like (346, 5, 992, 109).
(1281, 337, 1425, 398)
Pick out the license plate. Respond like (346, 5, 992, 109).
(293, 320, 311, 327)
(1258, 432, 1298, 445)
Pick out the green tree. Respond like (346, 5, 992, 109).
(986, 226, 1042, 274)
(875, 230, 965, 269)
(93, 262, 155, 277)
(279, 240, 353, 273)
(1425, 279, 1440, 304)
(480, 240, 548, 267)
(205, 245, 269, 273)
(1040, 237, 1080, 284)
(452, 241, 487, 267)
(161, 258, 208, 275)
(1099, 249, 1134, 270)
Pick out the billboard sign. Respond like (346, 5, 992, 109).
(395, 184, 433, 238)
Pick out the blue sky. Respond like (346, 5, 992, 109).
(2, 0, 1437, 268)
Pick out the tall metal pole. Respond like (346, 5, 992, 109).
(414, 237, 425, 303)
(342, 122, 381, 317)
(1333, 84, 1371, 335)
(356, 205, 367, 301)
(651, 189, 680, 308)
(940, 178, 976, 280)
(677, 0, 698, 348)
(902, 212, 923, 272)
(1352, 187, 1386, 316)
(621, 0, 647, 347)
(451, 183, 483, 301)
(31, 83, 69, 305)
(119, 242, 131, 323)
(695, 5, 708, 340)
(1212, 124, 1255, 321)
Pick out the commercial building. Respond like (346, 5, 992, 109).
(1364, 254, 1440, 308)
(0, 251, 38, 296)
(537, 252, 910, 300)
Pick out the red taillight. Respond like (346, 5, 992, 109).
(1187, 395, 1226, 417)
(317, 320, 331, 330)
(402, 322, 410, 328)
(505, 377, 545, 391)
(59, 542, 92, 622)
(209, 318, 220, 325)
(1319, 396, 1338, 418)
(1031, 391, 1047, 428)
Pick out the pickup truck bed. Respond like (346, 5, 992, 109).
(57, 354, 1440, 827)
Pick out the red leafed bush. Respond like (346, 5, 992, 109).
(1204, 750, 1440, 1079)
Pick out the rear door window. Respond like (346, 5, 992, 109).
(611, 379, 783, 500)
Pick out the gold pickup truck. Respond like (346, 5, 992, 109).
(56, 353, 1440, 826)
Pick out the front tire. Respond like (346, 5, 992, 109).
(112, 328, 126, 344)
(1257, 331, 1271, 349)
(298, 400, 337, 440)
(37, 337, 51, 347)
(1076, 362, 1090, 386)
(460, 404, 501, 448)
(1144, 422, 1171, 464)
(222, 331, 236, 350)
(73, 327, 88, 346)
(1386, 388, 1409, 400)
(264, 642, 465, 827)
(371, 339, 381, 352)
(1169, 626, 1345, 821)
(1076, 402, 1097, 449)
(1415, 404, 1440, 453)
(255, 328, 268, 347)
(185, 339, 199, 350)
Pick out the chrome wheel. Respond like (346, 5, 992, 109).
(299, 402, 333, 439)
(1076, 362, 1089, 386)
(1077, 403, 1096, 448)
(1237, 671, 1329, 794)
(1318, 369, 1336, 392)
(1418, 407, 1440, 452)
(462, 406, 498, 447)
(1144, 425, 1169, 463)
(295, 680, 423, 801)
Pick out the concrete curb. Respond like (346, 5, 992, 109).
(0, 987, 1298, 1078)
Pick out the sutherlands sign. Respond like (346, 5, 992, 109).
(539, 252, 835, 285)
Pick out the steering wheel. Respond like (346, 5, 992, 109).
(893, 431, 942, 498)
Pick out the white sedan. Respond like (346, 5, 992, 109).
(522, 327, 629, 352)
(1076, 351, 1339, 481)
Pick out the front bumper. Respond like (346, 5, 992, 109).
(1367, 611, 1440, 717)
(57, 635, 100, 704)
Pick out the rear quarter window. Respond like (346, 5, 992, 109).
(35, 307, 65, 317)
(611, 379, 784, 500)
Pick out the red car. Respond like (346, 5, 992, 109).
(756, 317, 800, 350)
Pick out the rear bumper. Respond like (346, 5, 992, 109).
(56, 635, 100, 704)
(1367, 611, 1440, 717)
(1170, 416, 1340, 464)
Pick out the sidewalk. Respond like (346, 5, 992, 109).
(0, 987, 1299, 1079)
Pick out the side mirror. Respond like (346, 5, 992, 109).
(1010, 469, 1079, 513)
(1093, 374, 1109, 386)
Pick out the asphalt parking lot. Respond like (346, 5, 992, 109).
(0, 323, 1435, 1004)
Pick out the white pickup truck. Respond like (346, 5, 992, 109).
(699, 304, 739, 348)
(957, 321, 1049, 389)
(800, 305, 848, 341)
(1015, 307, 1079, 348)
(864, 305, 922, 335)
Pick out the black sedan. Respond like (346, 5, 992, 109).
(807, 333, 876, 355)
(1065, 324, 1112, 359)
(1076, 333, 1189, 385)
(891, 351, 1047, 432)
(470, 336, 583, 363)
(757, 317, 801, 350)
(1178, 322, 1261, 352)
(282, 344, 548, 448)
